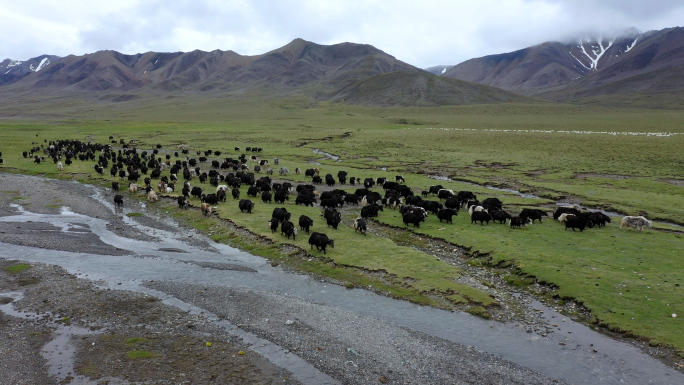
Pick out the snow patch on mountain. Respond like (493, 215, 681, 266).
(625, 38, 638, 52)
(29, 58, 50, 72)
(576, 36, 615, 70)
(569, 51, 590, 70)
(2, 59, 23, 69)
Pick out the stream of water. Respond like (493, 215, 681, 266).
(312, 149, 341, 162)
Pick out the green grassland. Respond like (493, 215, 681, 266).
(0, 96, 682, 352)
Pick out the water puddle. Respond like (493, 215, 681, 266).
(312, 149, 342, 163)
(428, 175, 541, 199)
(0, 292, 125, 385)
(0, 190, 682, 384)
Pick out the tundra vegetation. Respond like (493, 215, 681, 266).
(0, 97, 682, 354)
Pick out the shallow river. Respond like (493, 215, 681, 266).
(0, 183, 681, 385)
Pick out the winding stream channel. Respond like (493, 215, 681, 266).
(0, 180, 681, 384)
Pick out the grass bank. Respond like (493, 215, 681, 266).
(0, 99, 682, 353)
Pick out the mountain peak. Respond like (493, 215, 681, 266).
(0, 39, 421, 98)
(1, 54, 60, 86)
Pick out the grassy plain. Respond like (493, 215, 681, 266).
(0, 95, 682, 352)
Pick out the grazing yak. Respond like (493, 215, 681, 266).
(344, 193, 360, 206)
(491, 210, 512, 224)
(471, 211, 492, 225)
(308, 232, 334, 254)
(509, 216, 531, 228)
(428, 185, 444, 195)
(269, 218, 280, 233)
(298, 215, 314, 234)
(620, 216, 652, 232)
(239, 199, 254, 214)
(272, 207, 291, 222)
(114, 194, 124, 207)
(588, 212, 612, 228)
(324, 208, 342, 230)
(437, 189, 454, 200)
(216, 189, 227, 202)
(444, 197, 459, 211)
(247, 186, 259, 197)
(554, 206, 582, 220)
(353, 218, 368, 235)
(565, 215, 588, 231)
(457, 191, 477, 203)
(281, 220, 297, 240)
(362, 192, 381, 206)
(191, 187, 203, 199)
(201, 193, 220, 205)
(468, 205, 488, 217)
(402, 211, 424, 228)
(177, 196, 189, 209)
(274, 190, 289, 204)
(401, 206, 428, 221)
(482, 197, 503, 211)
(361, 203, 383, 219)
(519, 209, 548, 224)
(295, 194, 316, 207)
(417, 200, 443, 215)
(147, 190, 159, 202)
(437, 209, 457, 224)
(201, 203, 212, 216)
(383, 195, 402, 209)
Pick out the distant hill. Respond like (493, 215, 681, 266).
(443, 27, 684, 101)
(0, 39, 531, 107)
(325, 71, 528, 106)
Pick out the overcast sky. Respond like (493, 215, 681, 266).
(2, 0, 683, 68)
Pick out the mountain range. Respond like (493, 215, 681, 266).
(1, 26, 683, 107)
(0, 38, 525, 107)
(441, 27, 684, 102)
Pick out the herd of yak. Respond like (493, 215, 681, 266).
(16, 138, 654, 255)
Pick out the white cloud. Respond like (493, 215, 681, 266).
(1, 0, 683, 68)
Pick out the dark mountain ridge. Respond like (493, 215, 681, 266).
(0, 39, 526, 106)
(1, 39, 420, 93)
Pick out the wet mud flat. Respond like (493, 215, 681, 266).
(0, 259, 561, 385)
(0, 261, 299, 385)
